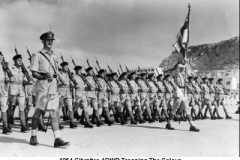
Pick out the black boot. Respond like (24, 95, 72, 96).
(103, 108, 114, 126)
(38, 124, 47, 132)
(20, 111, 29, 132)
(146, 109, 154, 123)
(84, 111, 93, 128)
(128, 109, 137, 125)
(91, 110, 96, 124)
(166, 123, 175, 130)
(94, 110, 104, 127)
(54, 138, 70, 148)
(119, 112, 126, 125)
(30, 136, 39, 146)
(190, 126, 200, 132)
(69, 121, 77, 128)
(79, 110, 85, 125)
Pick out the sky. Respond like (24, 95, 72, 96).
(0, 0, 238, 72)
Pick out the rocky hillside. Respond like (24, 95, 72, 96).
(160, 36, 239, 72)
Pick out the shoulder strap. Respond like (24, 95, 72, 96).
(39, 51, 57, 74)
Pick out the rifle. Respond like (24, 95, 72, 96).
(138, 65, 153, 93)
(60, 53, 78, 86)
(14, 45, 33, 83)
(119, 63, 124, 73)
(86, 56, 102, 90)
(125, 65, 141, 89)
(0, 52, 14, 78)
(95, 58, 113, 91)
(117, 69, 121, 76)
(107, 64, 124, 90)
(70, 56, 92, 89)
(26, 46, 32, 62)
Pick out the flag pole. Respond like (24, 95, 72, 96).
(184, 3, 191, 96)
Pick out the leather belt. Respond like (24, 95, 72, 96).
(10, 81, 23, 85)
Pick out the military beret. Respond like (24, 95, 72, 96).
(156, 74, 163, 79)
(98, 69, 105, 74)
(218, 78, 223, 82)
(60, 62, 68, 66)
(193, 76, 198, 80)
(163, 74, 171, 80)
(111, 72, 118, 77)
(135, 76, 140, 80)
(208, 78, 214, 81)
(85, 67, 93, 72)
(40, 31, 55, 40)
(148, 73, 154, 79)
(187, 76, 193, 80)
(74, 66, 82, 71)
(120, 72, 127, 77)
(107, 73, 112, 78)
(128, 72, 136, 77)
(140, 73, 146, 77)
(202, 77, 208, 80)
(13, 54, 22, 60)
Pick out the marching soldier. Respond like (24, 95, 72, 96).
(97, 69, 114, 126)
(85, 67, 104, 127)
(201, 77, 216, 120)
(208, 78, 223, 119)
(29, 31, 70, 147)
(155, 74, 168, 122)
(148, 73, 163, 122)
(164, 59, 200, 132)
(128, 72, 145, 123)
(0, 53, 12, 134)
(215, 78, 232, 119)
(192, 76, 204, 119)
(109, 73, 126, 125)
(8, 54, 30, 132)
(119, 72, 137, 124)
(138, 73, 153, 123)
(162, 74, 174, 120)
(58, 62, 77, 128)
(186, 76, 198, 120)
(73, 66, 93, 128)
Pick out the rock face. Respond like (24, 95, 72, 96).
(160, 36, 239, 71)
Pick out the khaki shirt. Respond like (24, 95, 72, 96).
(0, 64, 9, 96)
(98, 77, 107, 92)
(9, 65, 26, 96)
(148, 81, 158, 93)
(215, 84, 224, 95)
(109, 80, 120, 94)
(59, 72, 72, 98)
(119, 80, 129, 93)
(129, 80, 139, 93)
(138, 79, 149, 92)
(201, 83, 210, 99)
(74, 75, 86, 91)
(30, 50, 59, 94)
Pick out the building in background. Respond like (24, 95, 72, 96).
(129, 67, 163, 77)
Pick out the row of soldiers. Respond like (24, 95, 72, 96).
(0, 31, 232, 148)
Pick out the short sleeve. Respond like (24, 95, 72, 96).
(29, 53, 39, 72)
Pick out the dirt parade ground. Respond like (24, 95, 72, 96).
(0, 104, 239, 157)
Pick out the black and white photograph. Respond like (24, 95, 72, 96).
(0, 0, 239, 158)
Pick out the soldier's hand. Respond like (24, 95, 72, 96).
(4, 78, 10, 84)
(45, 73, 51, 79)
(28, 80, 33, 85)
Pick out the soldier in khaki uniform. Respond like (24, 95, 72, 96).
(162, 75, 174, 119)
(192, 76, 204, 119)
(108, 73, 126, 125)
(186, 76, 198, 120)
(29, 31, 69, 147)
(128, 72, 145, 123)
(0, 53, 12, 134)
(201, 77, 216, 120)
(164, 59, 200, 132)
(58, 62, 77, 128)
(119, 72, 137, 125)
(73, 66, 93, 128)
(148, 73, 164, 122)
(155, 74, 168, 122)
(215, 78, 232, 119)
(85, 67, 103, 127)
(8, 54, 30, 132)
(97, 69, 114, 126)
(138, 73, 153, 123)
